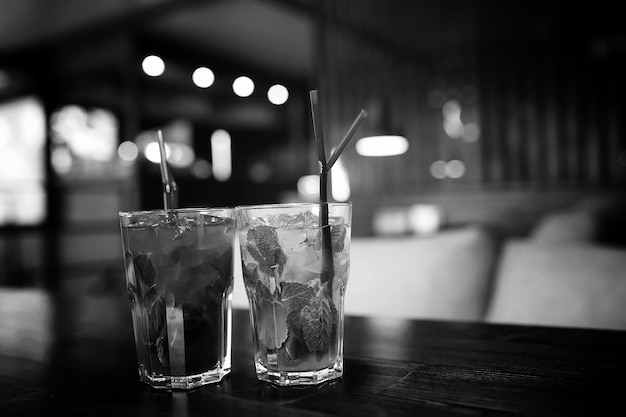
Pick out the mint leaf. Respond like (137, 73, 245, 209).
(280, 282, 314, 313)
(313, 225, 347, 253)
(302, 295, 337, 352)
(281, 282, 316, 350)
(287, 309, 305, 342)
(129, 252, 157, 294)
(246, 225, 287, 275)
(330, 225, 347, 253)
(245, 242, 270, 275)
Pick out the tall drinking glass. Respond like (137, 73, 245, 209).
(119, 208, 235, 390)
(235, 202, 351, 386)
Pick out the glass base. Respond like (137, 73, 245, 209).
(138, 364, 231, 390)
(255, 357, 343, 387)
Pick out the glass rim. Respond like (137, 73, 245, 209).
(119, 207, 234, 217)
(235, 201, 352, 211)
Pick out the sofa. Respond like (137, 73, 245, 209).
(233, 197, 626, 331)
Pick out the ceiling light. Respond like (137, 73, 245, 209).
(192, 67, 214, 88)
(355, 135, 408, 157)
(142, 55, 165, 77)
(232, 76, 254, 97)
(267, 84, 289, 105)
(211, 129, 232, 181)
(355, 98, 408, 157)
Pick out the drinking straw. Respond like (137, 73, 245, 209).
(309, 90, 367, 293)
(156, 129, 178, 212)
(326, 109, 368, 170)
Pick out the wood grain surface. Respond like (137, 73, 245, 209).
(1, 289, 625, 416)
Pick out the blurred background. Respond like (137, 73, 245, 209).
(1, 0, 625, 293)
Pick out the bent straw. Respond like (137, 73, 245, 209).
(326, 109, 368, 170)
(309, 90, 368, 294)
(156, 129, 178, 212)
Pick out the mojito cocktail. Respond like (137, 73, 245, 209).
(119, 208, 234, 390)
(236, 202, 351, 386)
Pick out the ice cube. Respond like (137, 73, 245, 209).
(329, 215, 347, 226)
(333, 252, 350, 286)
(277, 227, 308, 253)
(248, 216, 271, 228)
(281, 212, 320, 229)
(198, 214, 230, 226)
(195, 223, 232, 252)
(281, 247, 321, 284)
(156, 223, 195, 254)
(127, 225, 159, 254)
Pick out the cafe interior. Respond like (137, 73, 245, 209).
(1, 0, 626, 330)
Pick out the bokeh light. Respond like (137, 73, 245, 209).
(407, 204, 445, 236)
(249, 161, 272, 183)
(117, 141, 138, 162)
(442, 100, 464, 139)
(192, 159, 212, 179)
(462, 123, 481, 142)
(232, 76, 254, 97)
(355, 135, 409, 157)
(211, 129, 232, 181)
(142, 55, 165, 77)
(192, 67, 215, 88)
(331, 158, 350, 201)
(430, 160, 447, 179)
(267, 84, 289, 105)
(297, 175, 319, 199)
(144, 141, 170, 164)
(446, 159, 466, 178)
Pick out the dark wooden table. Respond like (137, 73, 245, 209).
(1, 288, 625, 416)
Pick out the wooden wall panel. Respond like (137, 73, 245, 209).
(315, 0, 626, 236)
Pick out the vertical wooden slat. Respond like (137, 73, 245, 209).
(585, 56, 600, 185)
(544, 37, 560, 183)
(525, 38, 542, 183)
(505, 37, 521, 183)
(605, 51, 622, 182)
(562, 43, 579, 183)
(317, 0, 624, 195)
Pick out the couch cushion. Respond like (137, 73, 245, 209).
(530, 209, 595, 243)
(345, 226, 497, 320)
(485, 240, 626, 330)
